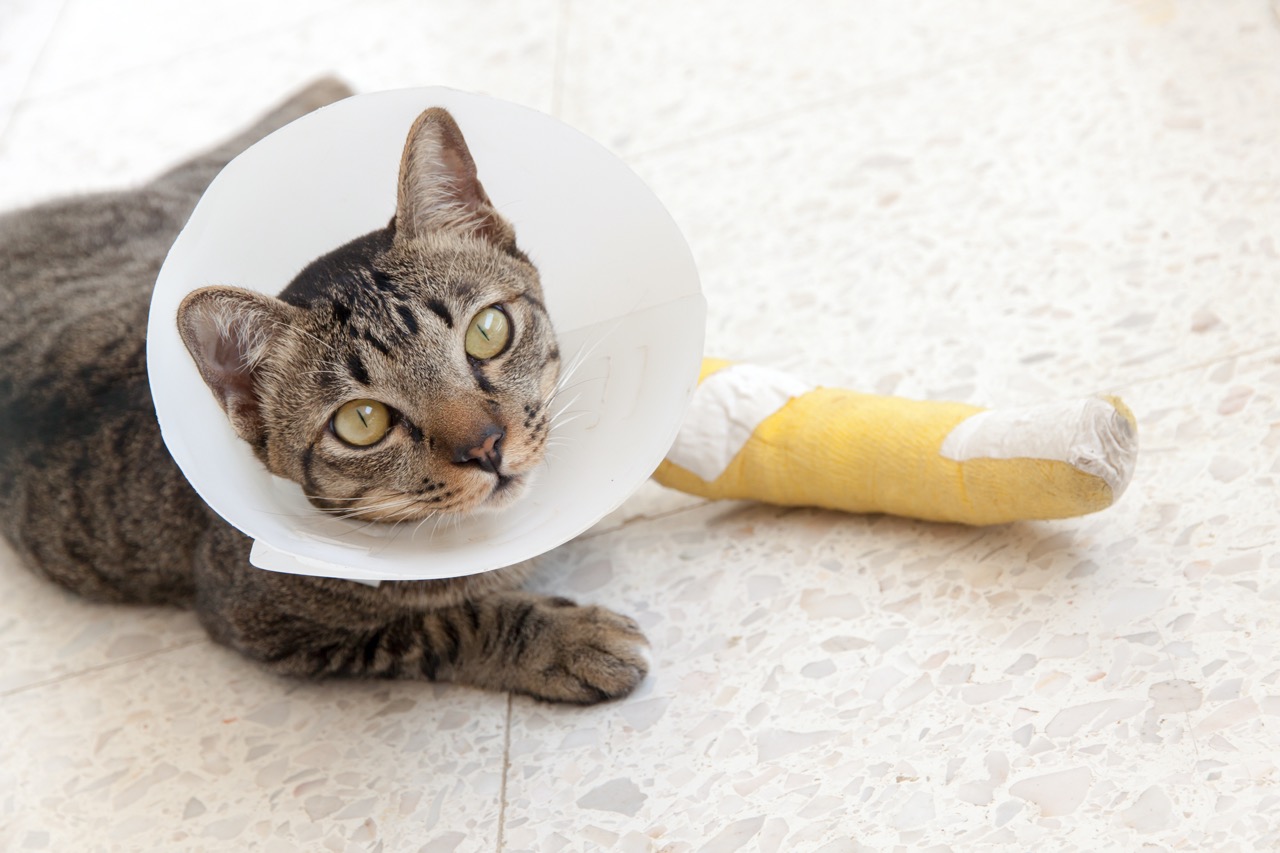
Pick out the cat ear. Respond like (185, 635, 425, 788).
(394, 107, 515, 247)
(176, 286, 297, 448)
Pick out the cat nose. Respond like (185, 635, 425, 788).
(453, 425, 504, 474)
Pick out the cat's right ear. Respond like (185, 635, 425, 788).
(177, 286, 298, 448)
(393, 107, 516, 247)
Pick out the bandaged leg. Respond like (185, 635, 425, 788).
(653, 359, 1138, 526)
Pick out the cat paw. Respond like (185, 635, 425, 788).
(521, 600, 650, 705)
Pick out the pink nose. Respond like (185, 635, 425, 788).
(454, 426, 504, 474)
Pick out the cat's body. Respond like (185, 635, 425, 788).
(0, 79, 647, 704)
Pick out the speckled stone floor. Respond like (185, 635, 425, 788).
(3, 1, 1280, 851)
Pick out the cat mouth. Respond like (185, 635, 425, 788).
(315, 471, 528, 524)
(484, 473, 523, 505)
(402, 473, 523, 516)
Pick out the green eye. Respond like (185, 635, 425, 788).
(332, 399, 392, 447)
(465, 306, 511, 359)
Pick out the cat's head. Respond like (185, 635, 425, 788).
(177, 107, 561, 522)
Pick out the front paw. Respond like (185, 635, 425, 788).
(518, 598, 650, 704)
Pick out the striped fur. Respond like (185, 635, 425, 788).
(0, 80, 648, 704)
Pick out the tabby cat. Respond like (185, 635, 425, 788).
(0, 79, 648, 704)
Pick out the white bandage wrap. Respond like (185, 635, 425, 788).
(665, 364, 815, 482)
(939, 397, 1138, 496)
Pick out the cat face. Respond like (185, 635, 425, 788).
(177, 107, 561, 522)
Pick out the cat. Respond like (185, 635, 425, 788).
(0, 78, 648, 705)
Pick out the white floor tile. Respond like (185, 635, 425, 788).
(557, 0, 1120, 155)
(0, 643, 509, 852)
(627, 0, 1280, 406)
(2, 0, 1279, 850)
(0, 0, 66, 140)
(20, 0, 350, 98)
(0, 0, 559, 208)
(502, 348, 1280, 850)
(0, 541, 206, 695)
(0, 0, 65, 104)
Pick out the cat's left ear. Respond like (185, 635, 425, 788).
(393, 107, 516, 247)
(177, 286, 300, 448)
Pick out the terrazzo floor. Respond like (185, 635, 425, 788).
(3, 0, 1280, 850)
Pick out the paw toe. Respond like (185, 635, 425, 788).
(531, 604, 650, 704)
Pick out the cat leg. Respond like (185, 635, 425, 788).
(424, 591, 651, 704)
(202, 587, 649, 704)
(193, 530, 648, 703)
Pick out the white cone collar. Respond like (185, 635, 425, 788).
(147, 88, 705, 581)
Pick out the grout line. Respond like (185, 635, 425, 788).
(0, 637, 210, 699)
(550, 0, 572, 120)
(1099, 339, 1280, 396)
(578, 500, 713, 541)
(0, 0, 73, 151)
(5, 0, 362, 110)
(495, 692, 514, 852)
(624, 9, 1126, 164)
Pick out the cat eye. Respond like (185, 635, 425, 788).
(465, 306, 511, 360)
(331, 399, 392, 447)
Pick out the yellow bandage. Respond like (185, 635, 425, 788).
(653, 360, 1138, 526)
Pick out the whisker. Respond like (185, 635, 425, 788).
(305, 490, 422, 507)
(548, 392, 582, 424)
(549, 316, 627, 400)
(307, 517, 391, 537)
(409, 509, 440, 542)
(347, 516, 394, 535)
(302, 493, 380, 503)
(547, 376, 601, 402)
(251, 508, 346, 522)
(547, 335, 601, 399)
(427, 512, 449, 544)
(321, 494, 426, 521)
(549, 411, 590, 432)
(319, 496, 421, 516)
